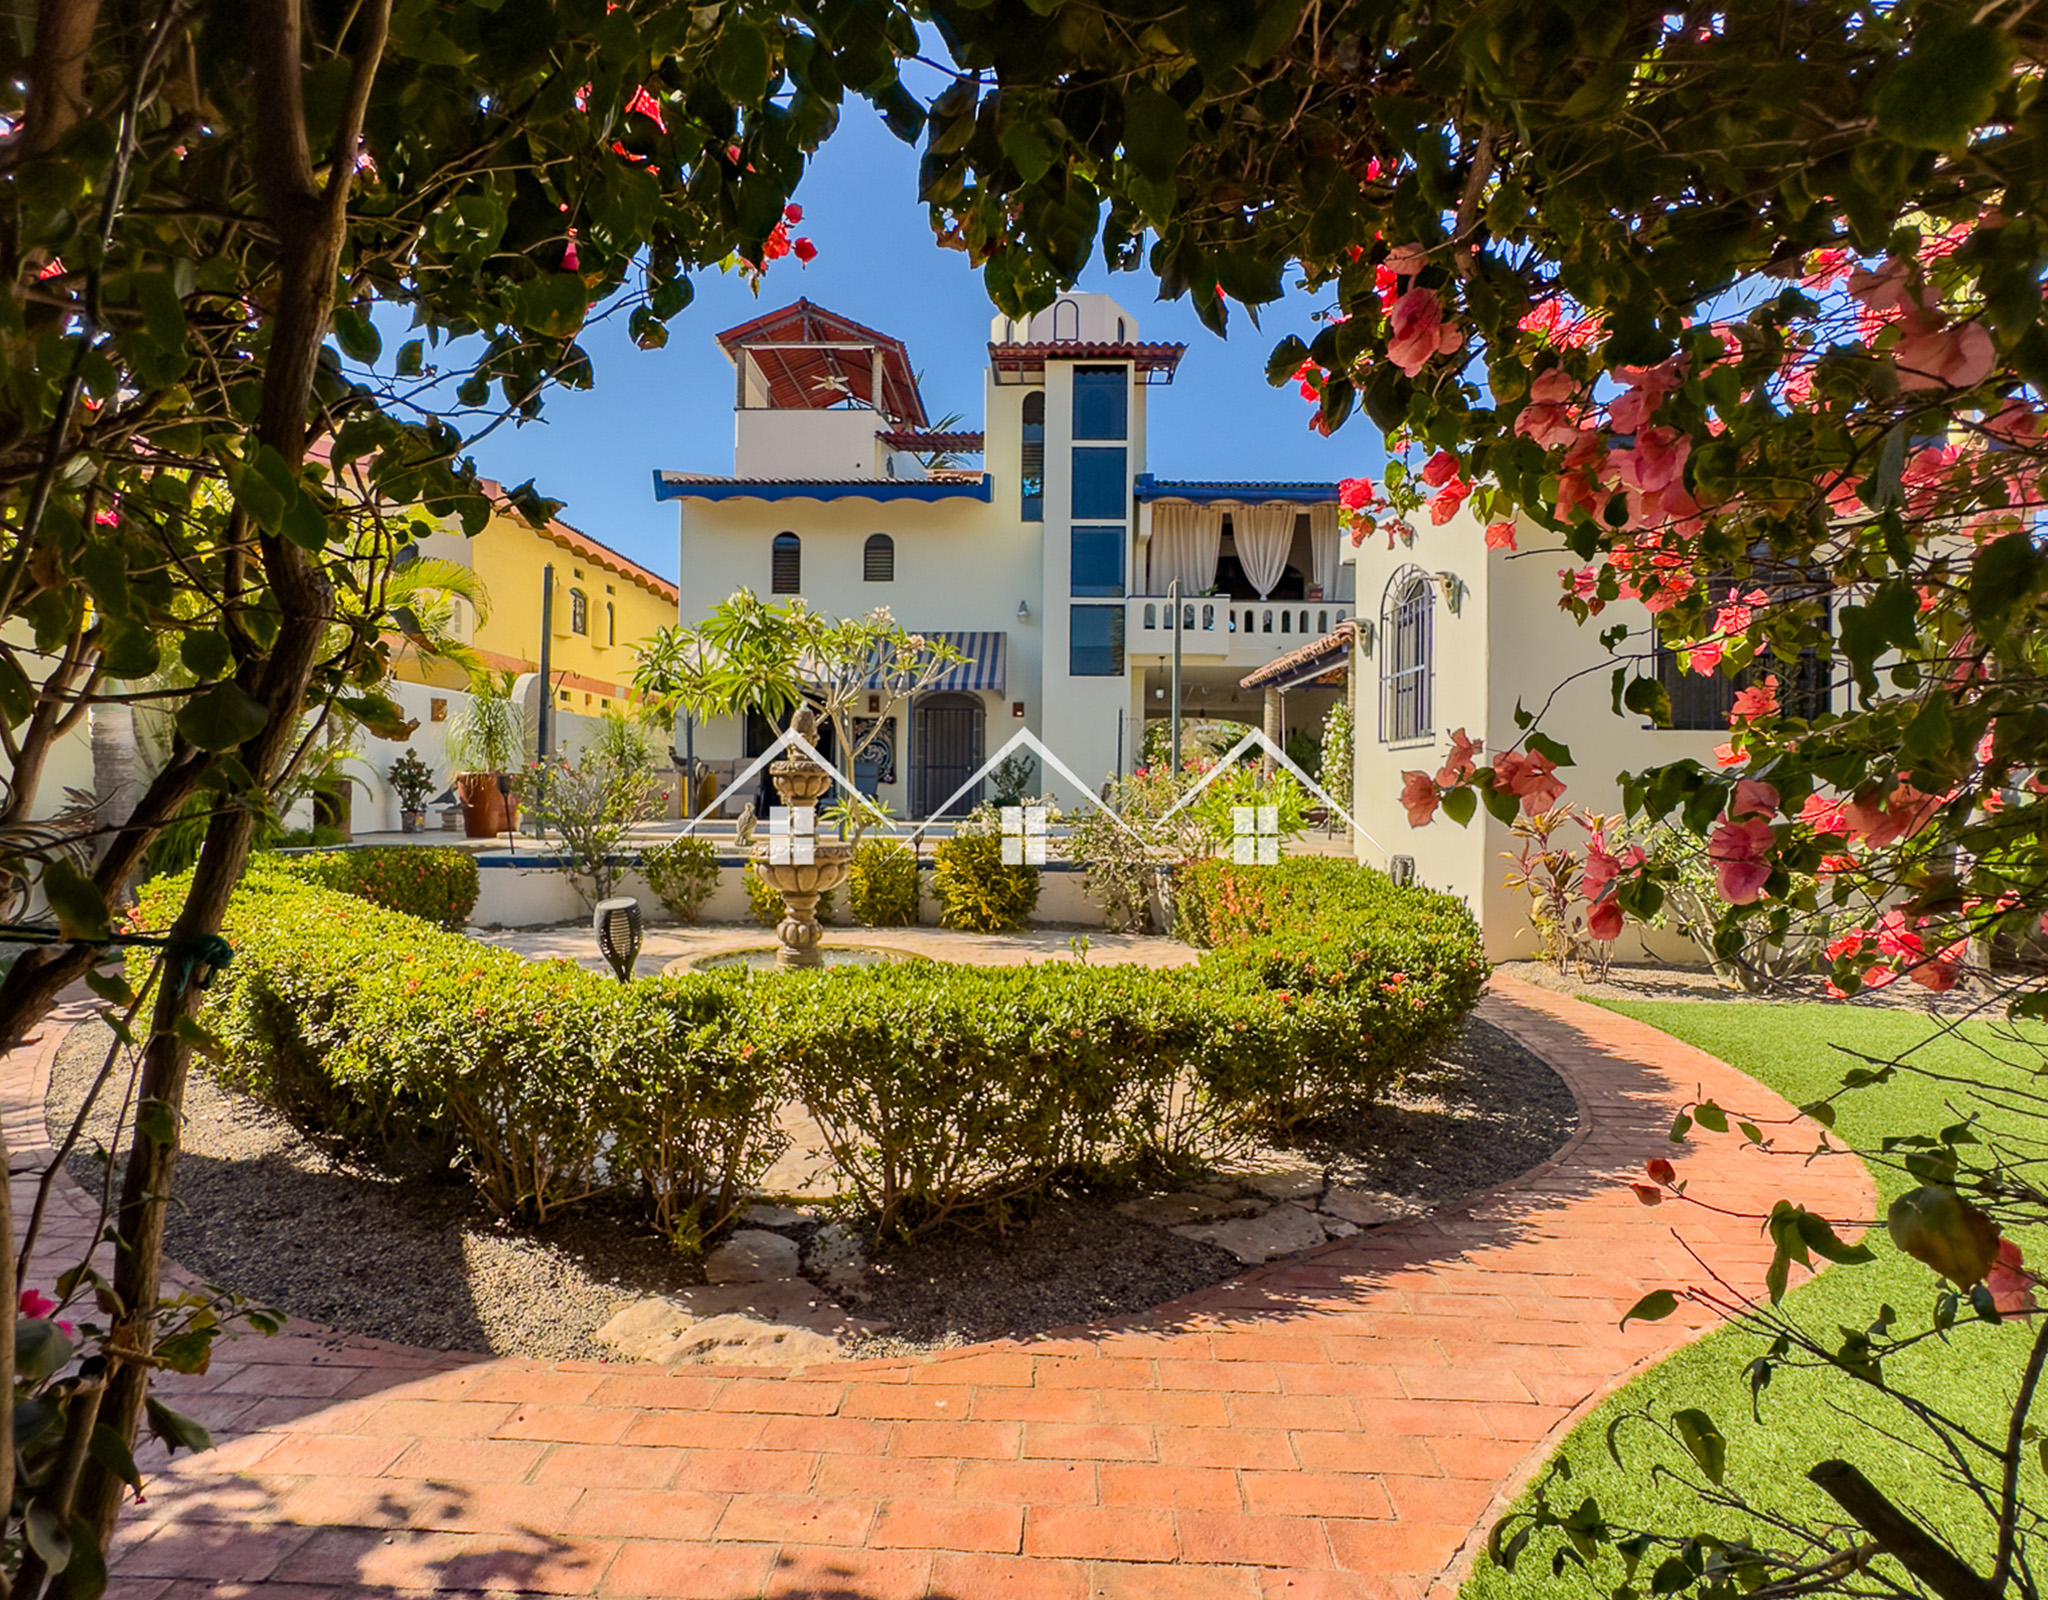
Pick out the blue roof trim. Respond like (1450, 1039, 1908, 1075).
(652, 471, 992, 505)
(1133, 475, 1338, 505)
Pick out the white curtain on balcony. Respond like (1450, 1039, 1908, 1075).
(1234, 502, 1296, 598)
(1148, 500, 1223, 594)
(1308, 503, 1348, 600)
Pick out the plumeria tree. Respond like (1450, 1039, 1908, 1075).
(909, 0, 2048, 1592)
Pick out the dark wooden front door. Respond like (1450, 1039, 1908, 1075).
(914, 695, 983, 818)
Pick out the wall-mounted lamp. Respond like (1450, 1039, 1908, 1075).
(1012, 700, 1026, 718)
(1435, 572, 1468, 616)
(1016, 600, 1031, 622)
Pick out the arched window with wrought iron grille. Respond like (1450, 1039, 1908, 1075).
(771, 532, 801, 594)
(1381, 567, 1434, 743)
(864, 533, 894, 582)
(569, 587, 589, 636)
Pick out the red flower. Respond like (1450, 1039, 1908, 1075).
(783, 203, 804, 224)
(792, 237, 817, 264)
(625, 85, 667, 132)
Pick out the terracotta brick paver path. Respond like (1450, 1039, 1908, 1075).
(7, 977, 1874, 1600)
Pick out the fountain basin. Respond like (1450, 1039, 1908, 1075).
(670, 945, 916, 974)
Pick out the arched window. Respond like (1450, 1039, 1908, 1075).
(1382, 568, 1435, 743)
(1052, 299, 1081, 340)
(771, 532, 801, 594)
(864, 533, 895, 582)
(1020, 391, 1045, 521)
(569, 587, 588, 636)
(1116, 317, 1126, 341)
(606, 602, 616, 646)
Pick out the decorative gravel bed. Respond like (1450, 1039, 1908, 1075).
(45, 1010, 1574, 1362)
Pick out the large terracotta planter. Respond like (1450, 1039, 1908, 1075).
(454, 772, 517, 838)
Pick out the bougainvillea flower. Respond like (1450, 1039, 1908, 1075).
(1421, 450, 1462, 489)
(624, 85, 667, 131)
(18, 1289, 55, 1319)
(1686, 638, 1724, 676)
(1484, 520, 1517, 552)
(1895, 320, 1996, 393)
(1400, 770, 1440, 827)
(792, 237, 817, 264)
(1708, 814, 1775, 903)
(1498, 749, 1566, 814)
(1906, 938, 1969, 993)
(783, 203, 804, 224)
(1987, 1239, 2036, 1315)
(1587, 898, 1625, 941)
(1435, 727, 1482, 788)
(1799, 793, 1848, 835)
(1731, 778, 1780, 819)
(1428, 481, 1471, 525)
(1730, 675, 1779, 723)
(1382, 241, 1428, 277)
(1338, 477, 1376, 510)
(1387, 287, 1463, 376)
(1714, 742, 1749, 767)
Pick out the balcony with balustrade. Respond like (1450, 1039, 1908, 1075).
(1123, 595, 1354, 669)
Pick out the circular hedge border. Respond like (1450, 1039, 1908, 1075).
(131, 855, 1486, 1240)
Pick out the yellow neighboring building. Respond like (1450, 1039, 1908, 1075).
(398, 483, 680, 718)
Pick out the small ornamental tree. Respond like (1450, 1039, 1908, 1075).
(912, 1, 2048, 1593)
(0, 0, 922, 1573)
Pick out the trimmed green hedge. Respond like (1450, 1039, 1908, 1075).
(136, 855, 1485, 1238)
(266, 845, 479, 928)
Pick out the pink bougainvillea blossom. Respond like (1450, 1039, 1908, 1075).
(1484, 520, 1517, 552)
(1386, 287, 1464, 376)
(1421, 450, 1462, 489)
(1987, 1239, 2037, 1315)
(1492, 750, 1566, 814)
(1708, 813, 1775, 904)
(1731, 778, 1780, 819)
(1382, 241, 1428, 277)
(1894, 319, 1996, 393)
(1687, 638, 1725, 677)
(1799, 793, 1848, 835)
(1400, 770, 1440, 827)
(1338, 477, 1376, 510)
(1435, 727, 1482, 789)
(18, 1289, 55, 1320)
(1428, 481, 1471, 525)
(1714, 741, 1749, 768)
(1730, 675, 1779, 723)
(625, 85, 667, 131)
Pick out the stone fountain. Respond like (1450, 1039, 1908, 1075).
(753, 705, 852, 969)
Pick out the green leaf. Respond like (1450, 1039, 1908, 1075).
(1691, 1100, 1728, 1133)
(136, 1095, 178, 1146)
(714, 22, 772, 106)
(42, 856, 110, 942)
(280, 490, 332, 551)
(179, 629, 234, 680)
(83, 967, 135, 1006)
(512, 275, 589, 341)
(57, 1516, 104, 1600)
(176, 682, 270, 752)
(24, 1499, 71, 1572)
(1000, 118, 1057, 185)
(1874, 14, 2014, 151)
(15, 1320, 74, 1383)
(88, 1422, 142, 1490)
(1265, 335, 1310, 388)
(1121, 83, 1189, 185)
(330, 304, 381, 363)
(1524, 731, 1574, 767)
(1795, 1208, 1875, 1265)
(1440, 784, 1477, 826)
(1887, 1185, 2000, 1286)
(1620, 1289, 1678, 1328)
(1623, 675, 1672, 728)
(1969, 531, 2040, 629)
(144, 1395, 214, 1456)
(396, 338, 425, 377)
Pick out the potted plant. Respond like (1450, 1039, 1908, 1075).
(388, 748, 437, 833)
(447, 670, 527, 837)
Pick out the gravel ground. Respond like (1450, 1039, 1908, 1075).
(45, 1010, 1574, 1360)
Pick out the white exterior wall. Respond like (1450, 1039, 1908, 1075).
(1346, 510, 1726, 964)
(735, 408, 897, 479)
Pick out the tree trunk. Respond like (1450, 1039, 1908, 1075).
(64, 0, 394, 1555)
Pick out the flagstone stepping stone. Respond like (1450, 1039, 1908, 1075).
(1113, 1191, 1267, 1227)
(1241, 1167, 1327, 1201)
(1319, 1186, 1422, 1228)
(594, 1280, 886, 1364)
(740, 1203, 813, 1229)
(703, 1228, 803, 1284)
(1171, 1202, 1329, 1264)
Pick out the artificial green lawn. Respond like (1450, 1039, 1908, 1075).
(1461, 999, 2044, 1599)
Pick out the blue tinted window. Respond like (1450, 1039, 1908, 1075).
(1021, 391, 1044, 521)
(1073, 366, 1128, 440)
(1070, 605, 1125, 677)
(1072, 526, 1125, 597)
(1071, 447, 1127, 519)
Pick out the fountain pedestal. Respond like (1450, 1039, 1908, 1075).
(750, 710, 852, 970)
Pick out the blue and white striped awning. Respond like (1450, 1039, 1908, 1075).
(915, 631, 1006, 694)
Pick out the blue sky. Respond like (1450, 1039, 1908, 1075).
(460, 98, 1381, 582)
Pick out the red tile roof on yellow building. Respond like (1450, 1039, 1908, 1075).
(477, 480, 679, 605)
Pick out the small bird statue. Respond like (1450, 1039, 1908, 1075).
(734, 803, 757, 849)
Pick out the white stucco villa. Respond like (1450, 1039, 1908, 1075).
(654, 295, 1354, 817)
(1339, 511, 1833, 961)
